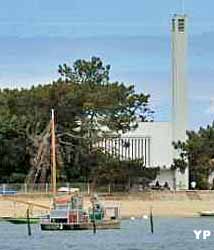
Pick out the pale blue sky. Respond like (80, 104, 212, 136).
(0, 0, 214, 129)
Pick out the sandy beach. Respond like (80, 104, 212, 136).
(1, 191, 214, 218)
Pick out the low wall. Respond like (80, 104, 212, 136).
(99, 190, 214, 201)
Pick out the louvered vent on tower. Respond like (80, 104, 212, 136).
(178, 18, 185, 32)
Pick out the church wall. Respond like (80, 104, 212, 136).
(123, 122, 173, 169)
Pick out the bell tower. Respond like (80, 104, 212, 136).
(171, 14, 189, 189)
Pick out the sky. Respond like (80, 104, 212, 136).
(0, 0, 214, 129)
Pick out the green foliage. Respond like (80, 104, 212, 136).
(84, 149, 159, 187)
(0, 57, 153, 183)
(172, 122, 214, 189)
(0, 115, 29, 183)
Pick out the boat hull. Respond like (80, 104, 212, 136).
(2, 217, 39, 224)
(41, 220, 120, 231)
(200, 211, 214, 216)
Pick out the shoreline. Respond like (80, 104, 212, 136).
(1, 191, 214, 219)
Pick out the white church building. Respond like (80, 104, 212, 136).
(124, 14, 189, 190)
(99, 14, 189, 190)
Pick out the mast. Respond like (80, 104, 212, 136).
(51, 109, 57, 196)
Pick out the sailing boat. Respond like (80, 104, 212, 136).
(40, 110, 121, 230)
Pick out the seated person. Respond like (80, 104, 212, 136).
(155, 180, 160, 188)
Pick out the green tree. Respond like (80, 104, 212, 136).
(57, 57, 153, 181)
(172, 123, 214, 189)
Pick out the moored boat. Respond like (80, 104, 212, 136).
(2, 217, 40, 224)
(41, 111, 120, 231)
(199, 211, 214, 216)
(40, 194, 120, 231)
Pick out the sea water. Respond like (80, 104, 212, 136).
(0, 217, 214, 250)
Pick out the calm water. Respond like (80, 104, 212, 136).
(0, 218, 214, 250)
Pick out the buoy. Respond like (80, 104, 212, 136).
(143, 215, 149, 220)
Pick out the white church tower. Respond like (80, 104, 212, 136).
(171, 14, 189, 189)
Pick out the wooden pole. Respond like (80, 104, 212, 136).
(150, 206, 154, 234)
(51, 109, 57, 196)
(27, 208, 32, 236)
(92, 200, 96, 234)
